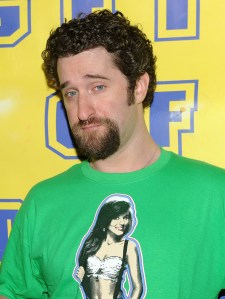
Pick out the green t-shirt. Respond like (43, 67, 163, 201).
(0, 149, 225, 299)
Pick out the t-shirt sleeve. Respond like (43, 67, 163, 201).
(0, 190, 48, 298)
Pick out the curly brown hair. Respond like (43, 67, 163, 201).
(42, 9, 157, 108)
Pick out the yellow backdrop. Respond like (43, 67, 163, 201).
(0, 0, 224, 260)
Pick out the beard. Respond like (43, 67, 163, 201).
(71, 116, 120, 160)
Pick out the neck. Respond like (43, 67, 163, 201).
(105, 232, 122, 245)
(90, 122, 160, 173)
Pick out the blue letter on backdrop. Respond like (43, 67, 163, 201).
(166, 0, 188, 30)
(150, 91, 186, 147)
(60, 0, 117, 23)
(0, 199, 22, 260)
(0, 0, 31, 47)
(155, 0, 200, 41)
(150, 80, 198, 155)
(0, 6, 20, 36)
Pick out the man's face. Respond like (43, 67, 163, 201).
(57, 47, 139, 160)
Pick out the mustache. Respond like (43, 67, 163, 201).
(77, 117, 108, 127)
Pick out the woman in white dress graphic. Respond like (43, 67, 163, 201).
(73, 194, 146, 299)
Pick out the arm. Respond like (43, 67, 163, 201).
(0, 296, 9, 299)
(76, 266, 85, 282)
(127, 240, 144, 299)
(0, 190, 47, 298)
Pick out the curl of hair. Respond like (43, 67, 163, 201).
(42, 10, 157, 108)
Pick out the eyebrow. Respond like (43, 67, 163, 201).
(84, 74, 110, 80)
(59, 74, 110, 90)
(60, 81, 69, 90)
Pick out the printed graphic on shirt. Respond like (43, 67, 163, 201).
(72, 194, 146, 298)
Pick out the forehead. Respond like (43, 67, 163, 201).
(57, 47, 120, 80)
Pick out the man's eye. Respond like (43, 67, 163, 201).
(66, 91, 77, 97)
(94, 85, 105, 91)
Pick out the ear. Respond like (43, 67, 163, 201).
(134, 72, 149, 104)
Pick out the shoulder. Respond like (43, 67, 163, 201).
(125, 239, 141, 265)
(165, 152, 225, 203)
(167, 150, 225, 183)
(25, 163, 83, 199)
(169, 150, 225, 172)
(32, 163, 83, 190)
(18, 163, 84, 213)
(126, 238, 139, 254)
(13, 163, 84, 227)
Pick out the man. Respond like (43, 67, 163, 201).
(0, 9, 225, 299)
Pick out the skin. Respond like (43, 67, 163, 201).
(77, 212, 143, 299)
(108, 212, 130, 236)
(57, 47, 160, 173)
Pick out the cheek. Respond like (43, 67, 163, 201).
(64, 105, 78, 125)
(109, 220, 117, 227)
(98, 89, 129, 120)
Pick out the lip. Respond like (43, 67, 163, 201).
(115, 226, 124, 231)
(81, 123, 101, 130)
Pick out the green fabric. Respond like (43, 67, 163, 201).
(0, 149, 225, 298)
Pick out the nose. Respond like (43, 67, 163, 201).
(77, 92, 95, 121)
(119, 217, 125, 225)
